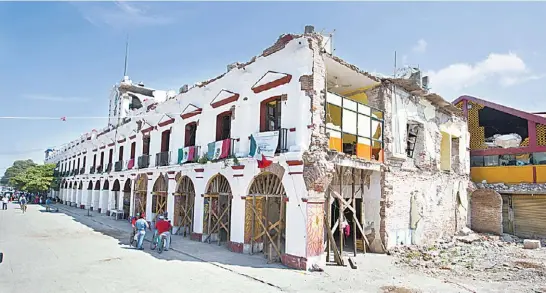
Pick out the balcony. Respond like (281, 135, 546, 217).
(138, 155, 150, 169)
(155, 151, 171, 167)
(177, 146, 200, 164)
(325, 91, 384, 162)
(75, 168, 80, 175)
(97, 165, 103, 173)
(106, 163, 112, 173)
(115, 160, 123, 172)
(80, 167, 85, 175)
(90, 166, 96, 174)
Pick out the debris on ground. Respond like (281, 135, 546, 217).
(380, 285, 421, 293)
(390, 229, 546, 284)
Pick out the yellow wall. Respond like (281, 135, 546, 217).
(341, 85, 376, 105)
(536, 165, 546, 183)
(471, 166, 535, 184)
(440, 132, 451, 171)
(326, 103, 342, 126)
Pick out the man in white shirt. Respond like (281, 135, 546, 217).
(2, 196, 8, 210)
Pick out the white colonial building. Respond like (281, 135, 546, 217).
(46, 26, 469, 270)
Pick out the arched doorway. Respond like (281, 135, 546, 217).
(72, 182, 77, 205)
(111, 179, 121, 211)
(245, 172, 287, 263)
(77, 181, 83, 207)
(151, 174, 168, 220)
(86, 181, 93, 208)
(174, 174, 195, 237)
(134, 174, 148, 217)
(122, 179, 131, 219)
(100, 180, 109, 213)
(93, 181, 101, 211)
(203, 174, 232, 245)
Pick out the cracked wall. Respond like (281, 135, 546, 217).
(367, 83, 470, 249)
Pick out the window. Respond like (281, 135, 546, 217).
(83, 157, 86, 169)
(470, 156, 484, 167)
(100, 152, 104, 166)
(93, 154, 97, 167)
(77, 158, 80, 170)
(406, 123, 420, 158)
(161, 130, 171, 152)
(108, 149, 113, 164)
(484, 155, 499, 166)
(130, 142, 136, 159)
(216, 111, 232, 141)
(185, 122, 197, 147)
(118, 146, 124, 161)
(142, 136, 150, 155)
(260, 96, 282, 132)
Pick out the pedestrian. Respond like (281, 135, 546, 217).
(135, 213, 150, 250)
(2, 196, 8, 210)
(19, 195, 27, 213)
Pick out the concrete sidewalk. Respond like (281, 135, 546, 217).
(51, 204, 487, 293)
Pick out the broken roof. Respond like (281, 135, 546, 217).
(454, 95, 546, 125)
(383, 78, 462, 115)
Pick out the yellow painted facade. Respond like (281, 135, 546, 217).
(440, 132, 451, 171)
(470, 166, 540, 184)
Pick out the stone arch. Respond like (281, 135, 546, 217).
(151, 173, 168, 219)
(121, 178, 132, 218)
(134, 174, 148, 217)
(245, 172, 287, 262)
(94, 180, 101, 190)
(112, 179, 121, 191)
(103, 180, 110, 190)
(203, 174, 232, 245)
(111, 179, 121, 211)
(123, 178, 132, 192)
(471, 189, 502, 235)
(174, 174, 196, 237)
(87, 181, 93, 190)
(78, 181, 83, 189)
(69, 182, 73, 189)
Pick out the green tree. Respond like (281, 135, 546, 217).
(0, 159, 36, 186)
(9, 164, 56, 193)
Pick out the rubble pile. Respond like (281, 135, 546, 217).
(391, 229, 546, 283)
(476, 182, 546, 193)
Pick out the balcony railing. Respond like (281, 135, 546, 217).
(97, 165, 103, 173)
(106, 163, 112, 173)
(177, 146, 200, 164)
(155, 151, 171, 167)
(114, 160, 123, 172)
(138, 155, 150, 169)
(277, 128, 288, 154)
(90, 166, 96, 174)
(80, 167, 85, 175)
(75, 168, 80, 175)
(325, 91, 384, 162)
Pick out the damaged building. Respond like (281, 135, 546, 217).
(46, 25, 469, 271)
(454, 95, 546, 239)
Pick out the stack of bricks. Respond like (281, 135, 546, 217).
(536, 123, 546, 146)
(467, 101, 486, 150)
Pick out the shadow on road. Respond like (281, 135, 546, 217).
(39, 203, 289, 270)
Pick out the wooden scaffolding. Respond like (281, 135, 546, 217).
(203, 174, 232, 245)
(247, 172, 286, 263)
(174, 175, 195, 237)
(325, 166, 372, 267)
(152, 174, 168, 219)
(134, 174, 148, 216)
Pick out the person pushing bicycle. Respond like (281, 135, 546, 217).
(154, 215, 172, 251)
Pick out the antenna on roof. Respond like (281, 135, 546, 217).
(393, 51, 397, 78)
(123, 34, 129, 77)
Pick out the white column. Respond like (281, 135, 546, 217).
(100, 189, 109, 213)
(167, 179, 176, 221)
(93, 190, 100, 211)
(86, 189, 93, 208)
(129, 188, 135, 218)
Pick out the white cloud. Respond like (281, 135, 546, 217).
(425, 52, 543, 93)
(23, 94, 89, 103)
(72, 1, 176, 29)
(412, 39, 427, 53)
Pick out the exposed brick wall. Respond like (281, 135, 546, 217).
(471, 189, 502, 235)
(281, 253, 307, 270)
(228, 241, 244, 253)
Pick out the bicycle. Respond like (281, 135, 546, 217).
(150, 230, 170, 254)
(129, 228, 137, 247)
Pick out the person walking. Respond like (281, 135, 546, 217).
(2, 196, 8, 210)
(135, 214, 150, 250)
(19, 195, 27, 213)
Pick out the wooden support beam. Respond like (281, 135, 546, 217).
(352, 168, 357, 257)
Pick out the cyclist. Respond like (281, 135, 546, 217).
(134, 213, 149, 250)
(154, 215, 172, 251)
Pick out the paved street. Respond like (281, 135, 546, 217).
(0, 203, 519, 293)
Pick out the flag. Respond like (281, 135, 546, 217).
(249, 134, 273, 169)
(178, 146, 196, 164)
(207, 139, 231, 160)
(127, 159, 135, 170)
(60, 116, 66, 121)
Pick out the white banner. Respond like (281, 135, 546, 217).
(252, 131, 279, 157)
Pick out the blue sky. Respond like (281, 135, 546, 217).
(1, 1, 545, 172)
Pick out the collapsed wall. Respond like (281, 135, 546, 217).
(367, 82, 470, 249)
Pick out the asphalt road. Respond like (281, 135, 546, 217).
(0, 203, 282, 293)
